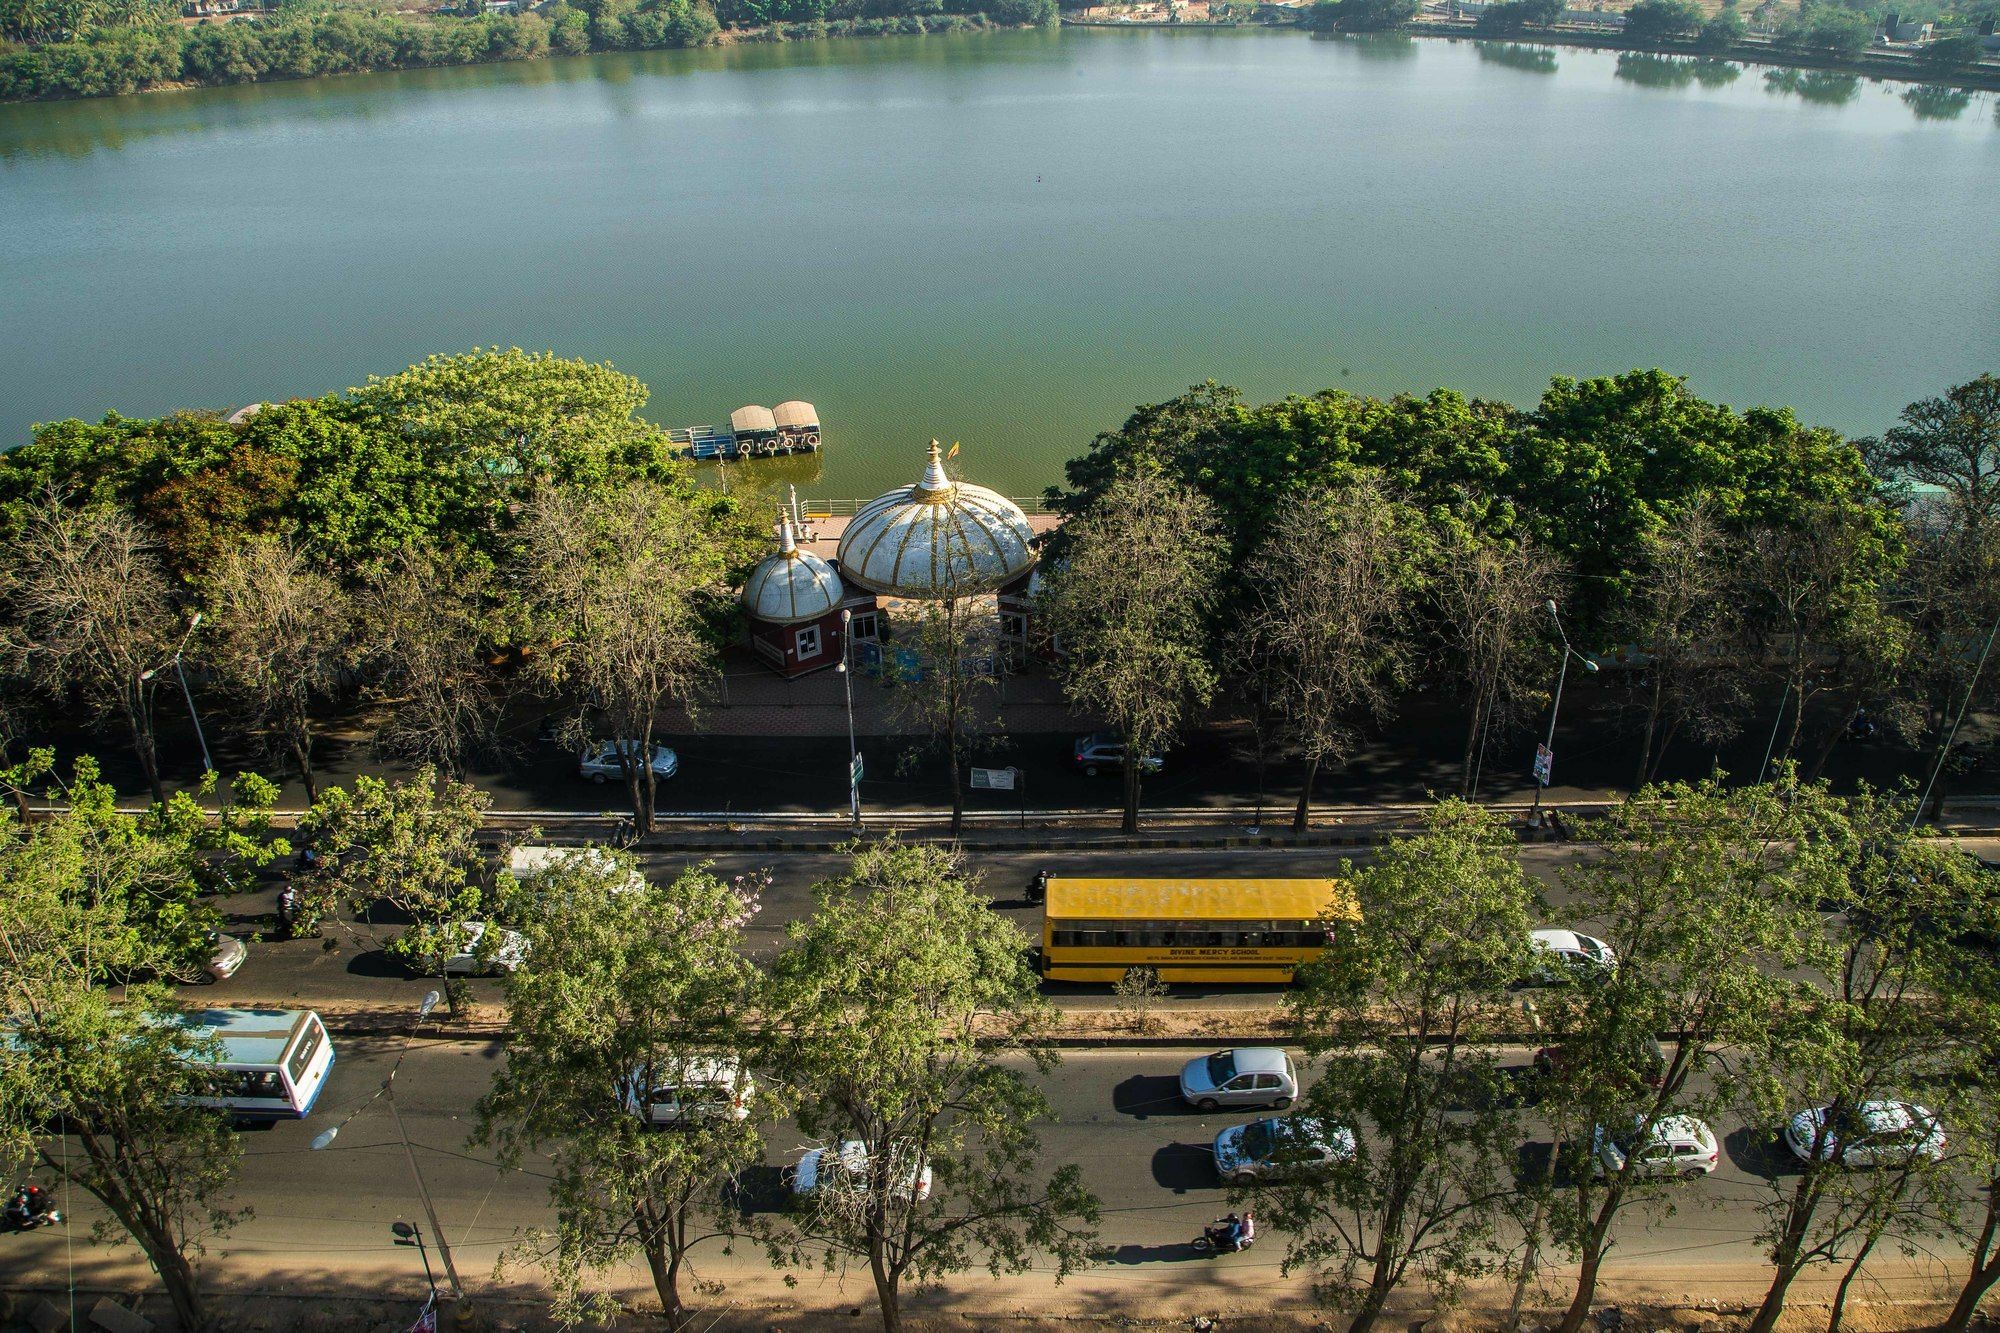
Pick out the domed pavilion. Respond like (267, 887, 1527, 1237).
(836, 441, 1036, 599)
(740, 517, 876, 678)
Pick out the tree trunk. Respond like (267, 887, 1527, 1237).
(870, 1246, 902, 1333)
(1635, 671, 1663, 792)
(1460, 687, 1485, 796)
(1122, 752, 1140, 834)
(1292, 755, 1319, 834)
(1827, 1228, 1883, 1333)
(1941, 1179, 2000, 1332)
(293, 734, 320, 806)
(1556, 1224, 1613, 1333)
(105, 1192, 208, 1331)
(641, 757, 658, 836)
(948, 728, 964, 840)
(643, 1232, 687, 1330)
(1348, 1278, 1391, 1333)
(126, 695, 165, 804)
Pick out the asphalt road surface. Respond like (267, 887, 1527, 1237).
(7, 1042, 1973, 1317)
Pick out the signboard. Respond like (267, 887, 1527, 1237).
(849, 753, 864, 786)
(1532, 743, 1554, 787)
(970, 767, 1017, 791)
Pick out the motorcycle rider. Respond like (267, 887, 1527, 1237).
(5, 1184, 56, 1229)
(1204, 1211, 1253, 1253)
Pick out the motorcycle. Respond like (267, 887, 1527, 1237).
(1193, 1210, 1254, 1254)
(4, 1185, 60, 1232)
(1026, 869, 1050, 906)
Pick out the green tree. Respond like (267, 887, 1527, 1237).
(1918, 30, 1984, 71)
(0, 780, 259, 1332)
(476, 857, 766, 1329)
(1695, 4, 1745, 49)
(1236, 478, 1417, 831)
(1619, 501, 1745, 787)
(1743, 789, 1975, 1333)
(763, 841, 1100, 1333)
(1867, 374, 2000, 536)
(1307, 0, 1420, 30)
(520, 479, 748, 834)
(357, 542, 508, 777)
(1622, 0, 1704, 40)
(1039, 469, 1226, 833)
(1268, 801, 1533, 1332)
(1536, 780, 1831, 1333)
(1776, 5, 1874, 55)
(1932, 861, 2000, 1332)
(300, 766, 489, 992)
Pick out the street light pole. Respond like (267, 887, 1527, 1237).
(839, 608, 860, 830)
(311, 991, 463, 1300)
(1531, 600, 1598, 817)
(139, 611, 212, 777)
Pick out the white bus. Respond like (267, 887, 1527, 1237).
(177, 1008, 335, 1120)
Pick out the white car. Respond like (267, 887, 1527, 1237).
(1525, 928, 1618, 984)
(1214, 1116, 1354, 1184)
(1784, 1100, 1947, 1168)
(506, 845, 648, 896)
(579, 740, 679, 783)
(1179, 1048, 1300, 1112)
(440, 920, 530, 975)
(1593, 1115, 1720, 1178)
(790, 1140, 932, 1204)
(205, 932, 248, 981)
(622, 1056, 754, 1126)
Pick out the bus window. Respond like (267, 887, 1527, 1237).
(233, 1070, 284, 1099)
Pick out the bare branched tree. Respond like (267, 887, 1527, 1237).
(1040, 470, 1227, 833)
(8, 497, 182, 801)
(358, 543, 504, 779)
(520, 482, 733, 835)
(200, 539, 354, 803)
(888, 585, 1005, 840)
(1237, 479, 1414, 831)
(1429, 530, 1563, 797)
(1620, 501, 1746, 788)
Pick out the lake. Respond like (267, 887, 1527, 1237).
(1, 29, 1995, 501)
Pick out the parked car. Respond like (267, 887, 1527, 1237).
(1072, 733, 1163, 778)
(1213, 1116, 1354, 1184)
(621, 1056, 754, 1126)
(440, 920, 529, 975)
(1534, 1035, 1667, 1090)
(1593, 1114, 1719, 1178)
(1522, 928, 1618, 985)
(505, 845, 648, 896)
(1180, 1048, 1300, 1112)
(204, 932, 248, 982)
(578, 740, 679, 784)
(788, 1140, 932, 1204)
(1784, 1100, 1947, 1167)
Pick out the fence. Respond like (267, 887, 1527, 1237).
(802, 497, 1059, 517)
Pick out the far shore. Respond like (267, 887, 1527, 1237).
(1061, 16, 2000, 93)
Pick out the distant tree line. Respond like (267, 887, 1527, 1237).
(0, 0, 1057, 103)
(1040, 369, 2000, 830)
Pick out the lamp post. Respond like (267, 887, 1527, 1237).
(1531, 600, 1598, 817)
(311, 990, 464, 1301)
(839, 608, 861, 830)
(141, 612, 212, 775)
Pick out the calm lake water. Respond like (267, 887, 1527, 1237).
(2, 30, 1996, 500)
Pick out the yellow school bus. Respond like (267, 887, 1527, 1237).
(1038, 877, 1358, 985)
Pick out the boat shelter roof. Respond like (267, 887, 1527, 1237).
(730, 404, 777, 435)
(773, 400, 819, 429)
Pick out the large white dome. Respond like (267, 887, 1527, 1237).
(742, 519, 844, 624)
(836, 442, 1036, 598)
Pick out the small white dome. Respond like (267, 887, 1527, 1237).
(836, 442, 1035, 598)
(742, 519, 844, 624)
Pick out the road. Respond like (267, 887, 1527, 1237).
(203, 844, 1602, 1012)
(7, 1042, 1975, 1323)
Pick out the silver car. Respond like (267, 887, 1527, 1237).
(578, 740, 679, 783)
(1179, 1048, 1300, 1112)
(1214, 1116, 1354, 1184)
(622, 1056, 754, 1126)
(789, 1140, 932, 1204)
(1593, 1115, 1720, 1178)
(1784, 1100, 1947, 1168)
(205, 932, 248, 982)
(440, 920, 529, 975)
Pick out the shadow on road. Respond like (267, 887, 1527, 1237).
(1514, 1140, 1583, 1189)
(1113, 1075, 1198, 1119)
(730, 1164, 793, 1216)
(345, 949, 413, 980)
(1726, 1125, 1798, 1180)
(1104, 1242, 1206, 1265)
(1151, 1143, 1218, 1194)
